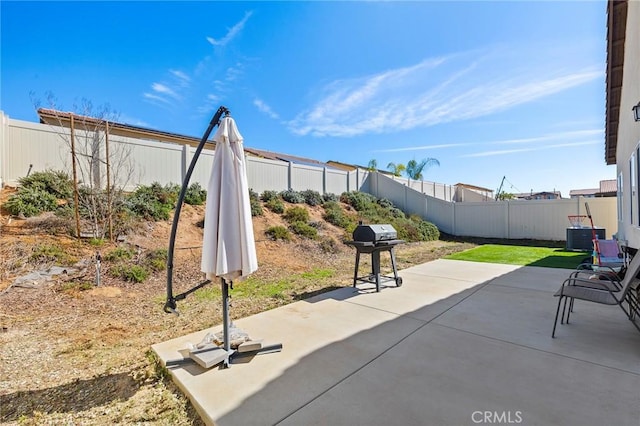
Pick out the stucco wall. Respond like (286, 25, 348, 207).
(616, 0, 640, 248)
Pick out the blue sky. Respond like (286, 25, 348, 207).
(1, 1, 614, 197)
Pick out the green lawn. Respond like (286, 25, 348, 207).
(445, 244, 589, 269)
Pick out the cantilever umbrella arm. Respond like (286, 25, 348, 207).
(164, 106, 229, 315)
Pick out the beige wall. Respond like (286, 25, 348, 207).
(616, 0, 640, 248)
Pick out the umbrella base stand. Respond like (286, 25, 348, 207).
(202, 279, 282, 369)
(220, 279, 283, 368)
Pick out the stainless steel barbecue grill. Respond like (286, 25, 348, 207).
(345, 223, 404, 292)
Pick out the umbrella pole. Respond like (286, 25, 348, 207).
(165, 106, 229, 314)
(222, 278, 231, 367)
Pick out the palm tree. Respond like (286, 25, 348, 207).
(405, 158, 440, 180)
(386, 162, 406, 177)
(366, 159, 378, 171)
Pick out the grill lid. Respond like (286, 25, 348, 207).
(352, 223, 397, 242)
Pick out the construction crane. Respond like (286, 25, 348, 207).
(496, 176, 506, 200)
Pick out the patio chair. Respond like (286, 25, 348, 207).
(552, 249, 640, 337)
(574, 238, 626, 278)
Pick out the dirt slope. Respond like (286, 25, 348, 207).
(0, 191, 474, 424)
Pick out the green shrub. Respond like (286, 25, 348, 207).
(184, 182, 207, 205)
(283, 206, 309, 223)
(125, 182, 178, 221)
(30, 243, 76, 264)
(290, 221, 318, 239)
(260, 190, 280, 202)
(280, 189, 305, 204)
(377, 198, 394, 209)
(265, 226, 291, 241)
(418, 220, 440, 241)
(319, 236, 339, 253)
(249, 189, 263, 216)
(3, 187, 58, 217)
(88, 238, 106, 247)
(393, 218, 421, 242)
(322, 193, 338, 203)
(266, 198, 285, 213)
(322, 202, 355, 229)
(389, 207, 405, 219)
(19, 169, 73, 199)
(111, 264, 149, 283)
(340, 191, 377, 211)
(301, 190, 323, 206)
(144, 249, 168, 271)
(105, 246, 135, 262)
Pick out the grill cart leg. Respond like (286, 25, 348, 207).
(353, 251, 361, 288)
(372, 250, 381, 292)
(389, 248, 402, 287)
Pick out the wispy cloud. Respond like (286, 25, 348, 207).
(375, 143, 472, 153)
(288, 47, 602, 138)
(197, 94, 223, 115)
(143, 92, 171, 105)
(463, 140, 599, 157)
(254, 98, 279, 119)
(143, 11, 254, 116)
(487, 129, 603, 145)
(207, 11, 253, 47)
(376, 128, 603, 156)
(151, 83, 180, 100)
(169, 69, 191, 87)
(143, 70, 191, 107)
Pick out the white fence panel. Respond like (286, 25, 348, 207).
(291, 163, 323, 193)
(5, 120, 70, 184)
(405, 189, 428, 218)
(246, 156, 289, 193)
(426, 196, 454, 234)
(108, 136, 183, 190)
(507, 199, 566, 240)
(454, 202, 508, 239)
(325, 168, 347, 195)
(188, 147, 215, 190)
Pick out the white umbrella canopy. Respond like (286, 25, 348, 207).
(201, 116, 258, 280)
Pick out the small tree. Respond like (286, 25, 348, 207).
(496, 192, 515, 201)
(386, 162, 406, 177)
(406, 158, 440, 181)
(366, 159, 378, 171)
(32, 92, 135, 238)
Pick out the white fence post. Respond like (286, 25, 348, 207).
(0, 111, 7, 188)
(181, 144, 190, 183)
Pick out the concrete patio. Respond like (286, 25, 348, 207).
(152, 259, 640, 426)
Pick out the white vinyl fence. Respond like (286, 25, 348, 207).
(0, 112, 618, 241)
(368, 173, 618, 241)
(0, 115, 369, 196)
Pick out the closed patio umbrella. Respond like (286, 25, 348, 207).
(201, 115, 257, 280)
(165, 107, 280, 369)
(201, 115, 257, 366)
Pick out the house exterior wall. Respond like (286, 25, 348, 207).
(616, 0, 640, 248)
